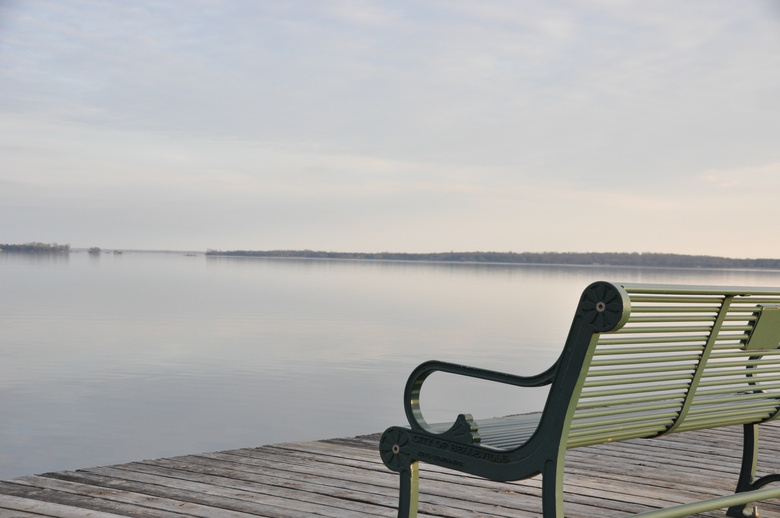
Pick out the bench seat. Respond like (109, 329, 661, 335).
(429, 413, 543, 450)
(431, 390, 779, 452)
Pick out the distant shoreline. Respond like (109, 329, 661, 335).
(0, 242, 70, 254)
(6, 243, 780, 270)
(205, 250, 780, 270)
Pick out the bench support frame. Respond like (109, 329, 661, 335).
(381, 281, 780, 518)
(727, 423, 780, 517)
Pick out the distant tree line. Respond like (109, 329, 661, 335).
(205, 249, 780, 269)
(0, 242, 70, 254)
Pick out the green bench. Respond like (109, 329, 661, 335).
(380, 281, 780, 518)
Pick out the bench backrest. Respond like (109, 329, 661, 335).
(560, 282, 780, 449)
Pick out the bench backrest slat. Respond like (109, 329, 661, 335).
(563, 282, 780, 449)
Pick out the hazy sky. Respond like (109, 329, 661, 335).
(2, 1, 780, 256)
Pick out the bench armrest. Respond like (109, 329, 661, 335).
(404, 360, 558, 434)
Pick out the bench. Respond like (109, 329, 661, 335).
(380, 281, 780, 518)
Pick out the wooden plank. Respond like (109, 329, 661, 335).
(49, 465, 384, 518)
(125, 457, 547, 518)
(0, 511, 43, 518)
(276, 444, 748, 505)
(3, 477, 263, 518)
(0, 481, 184, 518)
(120, 455, 555, 518)
(287, 433, 780, 517)
(259, 443, 662, 516)
(0, 495, 127, 518)
(128, 457, 401, 506)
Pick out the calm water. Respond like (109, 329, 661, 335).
(4, 252, 780, 480)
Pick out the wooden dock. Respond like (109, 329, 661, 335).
(1, 422, 779, 517)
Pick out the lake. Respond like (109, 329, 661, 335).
(3, 251, 780, 480)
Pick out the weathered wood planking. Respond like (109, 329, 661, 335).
(1, 422, 779, 517)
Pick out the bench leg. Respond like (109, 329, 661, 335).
(727, 424, 758, 518)
(542, 457, 565, 518)
(397, 461, 419, 518)
(726, 422, 780, 518)
(728, 423, 770, 518)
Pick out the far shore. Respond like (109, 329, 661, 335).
(204, 249, 780, 270)
(6, 243, 780, 270)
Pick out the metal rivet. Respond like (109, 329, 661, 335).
(596, 301, 606, 312)
(392, 444, 400, 454)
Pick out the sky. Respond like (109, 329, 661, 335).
(2, 1, 780, 256)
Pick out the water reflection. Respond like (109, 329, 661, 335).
(0, 251, 70, 265)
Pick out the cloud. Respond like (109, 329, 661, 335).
(699, 162, 780, 190)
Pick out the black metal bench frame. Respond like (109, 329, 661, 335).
(380, 281, 780, 518)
